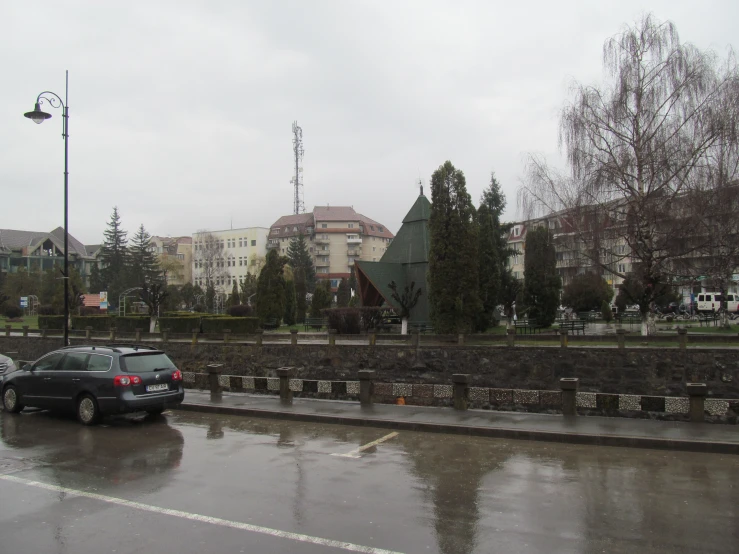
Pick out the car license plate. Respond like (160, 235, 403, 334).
(146, 384, 168, 392)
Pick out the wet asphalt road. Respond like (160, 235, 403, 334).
(0, 409, 737, 554)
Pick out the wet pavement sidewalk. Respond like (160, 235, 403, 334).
(178, 390, 739, 455)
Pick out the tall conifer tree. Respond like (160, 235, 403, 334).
(427, 161, 482, 333)
(523, 226, 560, 326)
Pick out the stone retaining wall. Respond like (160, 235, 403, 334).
(3, 336, 739, 398)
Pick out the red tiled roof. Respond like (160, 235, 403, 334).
(312, 206, 359, 222)
(271, 214, 314, 228)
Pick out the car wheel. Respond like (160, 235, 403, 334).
(146, 407, 165, 416)
(2, 386, 24, 413)
(76, 394, 99, 426)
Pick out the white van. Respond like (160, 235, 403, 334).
(696, 293, 739, 313)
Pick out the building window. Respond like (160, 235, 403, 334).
(372, 247, 376, 252)
(251, 240, 256, 246)
(348, 223, 354, 228)
(378, 226, 383, 232)
(321, 223, 327, 228)
(239, 239, 242, 247)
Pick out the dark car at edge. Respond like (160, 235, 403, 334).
(1, 345, 185, 425)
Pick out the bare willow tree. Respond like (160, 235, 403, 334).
(193, 231, 229, 298)
(519, 14, 739, 334)
(691, 111, 739, 327)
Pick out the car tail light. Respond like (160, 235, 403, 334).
(114, 375, 142, 387)
(171, 370, 182, 382)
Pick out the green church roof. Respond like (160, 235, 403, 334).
(380, 194, 431, 265)
(355, 193, 431, 323)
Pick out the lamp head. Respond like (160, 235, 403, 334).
(24, 103, 52, 124)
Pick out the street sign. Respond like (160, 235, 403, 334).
(100, 291, 108, 311)
(20, 297, 28, 308)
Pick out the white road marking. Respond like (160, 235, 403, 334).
(331, 432, 399, 459)
(0, 474, 403, 554)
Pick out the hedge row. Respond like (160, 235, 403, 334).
(158, 316, 202, 333)
(114, 316, 151, 332)
(202, 317, 259, 334)
(38, 315, 65, 329)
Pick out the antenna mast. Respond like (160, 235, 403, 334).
(291, 121, 305, 215)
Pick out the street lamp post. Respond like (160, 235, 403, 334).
(24, 70, 70, 346)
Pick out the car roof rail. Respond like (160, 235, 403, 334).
(104, 344, 159, 352)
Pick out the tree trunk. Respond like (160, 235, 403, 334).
(401, 317, 408, 335)
(149, 316, 157, 334)
(721, 310, 730, 329)
(641, 312, 657, 336)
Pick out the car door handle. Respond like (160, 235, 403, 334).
(44, 377, 52, 381)
(72, 378, 81, 382)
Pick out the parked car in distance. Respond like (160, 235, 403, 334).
(1, 345, 184, 425)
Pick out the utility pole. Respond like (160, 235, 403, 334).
(291, 121, 305, 215)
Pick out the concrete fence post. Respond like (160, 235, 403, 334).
(85, 326, 92, 340)
(41, 328, 48, 339)
(559, 329, 568, 348)
(560, 377, 579, 416)
(452, 374, 470, 411)
(162, 328, 169, 343)
(616, 328, 626, 349)
(369, 331, 376, 346)
(5, 325, 11, 337)
(328, 328, 337, 346)
(109, 327, 116, 341)
(22, 326, 29, 338)
(687, 383, 707, 423)
(506, 328, 516, 347)
(277, 367, 294, 404)
(358, 370, 375, 406)
(135, 328, 142, 343)
(207, 363, 224, 400)
(677, 328, 688, 349)
(457, 333, 464, 345)
(411, 330, 420, 348)
(290, 329, 298, 346)
(192, 329, 199, 345)
(223, 329, 231, 344)
(255, 329, 263, 346)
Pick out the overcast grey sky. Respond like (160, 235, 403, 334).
(2, 1, 737, 244)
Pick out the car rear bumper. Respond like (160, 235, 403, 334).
(99, 389, 185, 414)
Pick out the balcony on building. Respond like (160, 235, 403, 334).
(315, 258, 330, 267)
(347, 249, 361, 257)
(346, 234, 362, 244)
(347, 257, 360, 266)
(314, 236, 331, 245)
(267, 240, 280, 250)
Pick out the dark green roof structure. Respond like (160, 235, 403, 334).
(355, 192, 430, 322)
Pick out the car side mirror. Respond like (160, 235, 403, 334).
(22, 363, 32, 372)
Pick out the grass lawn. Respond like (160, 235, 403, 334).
(679, 324, 739, 334)
(2, 315, 39, 330)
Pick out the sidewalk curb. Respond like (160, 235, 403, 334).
(176, 401, 739, 455)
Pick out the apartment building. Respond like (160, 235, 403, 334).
(268, 206, 394, 289)
(506, 217, 633, 292)
(192, 227, 269, 292)
(150, 236, 193, 286)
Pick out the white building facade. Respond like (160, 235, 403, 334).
(192, 227, 269, 292)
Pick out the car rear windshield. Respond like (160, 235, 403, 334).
(120, 353, 176, 373)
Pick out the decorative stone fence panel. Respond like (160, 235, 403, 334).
(181, 372, 739, 424)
